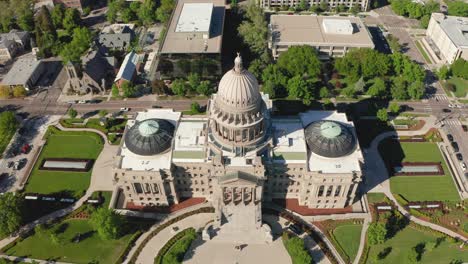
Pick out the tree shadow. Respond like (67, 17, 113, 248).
(54, 223, 69, 235)
(378, 246, 392, 260)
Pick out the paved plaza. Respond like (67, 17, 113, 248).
(183, 238, 292, 264)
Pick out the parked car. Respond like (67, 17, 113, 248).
(447, 134, 454, 141)
(288, 224, 304, 236)
(442, 108, 451, 113)
(448, 104, 454, 108)
(20, 144, 31, 154)
(67, 100, 77, 104)
(7, 161, 14, 168)
(78, 100, 87, 104)
(451, 142, 459, 152)
(456, 153, 463, 161)
(89, 99, 102, 104)
(461, 162, 467, 171)
(0, 173, 7, 180)
(120, 107, 130, 112)
(462, 125, 468, 132)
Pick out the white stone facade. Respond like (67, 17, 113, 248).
(260, 0, 370, 11)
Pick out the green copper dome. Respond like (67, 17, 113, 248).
(304, 120, 356, 158)
(124, 119, 175, 156)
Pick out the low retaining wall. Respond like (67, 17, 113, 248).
(38, 158, 94, 172)
(392, 162, 444, 176)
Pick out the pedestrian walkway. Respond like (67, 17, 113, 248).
(442, 119, 461, 126)
(0, 255, 72, 264)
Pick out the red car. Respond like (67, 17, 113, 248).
(21, 144, 31, 154)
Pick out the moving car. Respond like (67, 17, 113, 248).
(447, 134, 454, 141)
(120, 107, 130, 112)
(461, 162, 467, 171)
(442, 108, 451, 113)
(67, 100, 77, 104)
(456, 153, 463, 161)
(462, 125, 468, 132)
(451, 142, 459, 152)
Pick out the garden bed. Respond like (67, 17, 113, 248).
(393, 162, 444, 176)
(39, 158, 94, 172)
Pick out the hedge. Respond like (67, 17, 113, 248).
(154, 228, 196, 264)
(127, 207, 214, 264)
(43, 126, 104, 145)
(116, 230, 143, 263)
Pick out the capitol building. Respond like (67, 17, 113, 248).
(112, 55, 364, 236)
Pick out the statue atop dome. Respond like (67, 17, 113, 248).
(234, 52, 243, 73)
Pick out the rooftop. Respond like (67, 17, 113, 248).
(115, 51, 138, 82)
(101, 23, 136, 34)
(120, 109, 181, 171)
(432, 13, 468, 48)
(299, 111, 363, 174)
(1, 58, 42, 86)
(271, 118, 307, 164)
(176, 3, 213, 33)
(160, 0, 225, 54)
(173, 118, 207, 162)
(270, 15, 374, 47)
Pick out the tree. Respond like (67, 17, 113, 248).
(111, 84, 120, 97)
(171, 79, 187, 96)
(0, 1, 14, 33)
(121, 8, 137, 23)
(15, 0, 34, 31)
(0, 193, 22, 237)
(121, 81, 137, 98)
(12, 86, 27, 97)
(319, 86, 330, 99)
(237, 3, 268, 55)
(0, 111, 17, 135)
(387, 35, 401, 53)
(377, 108, 388, 122)
(389, 102, 400, 114)
(350, 5, 360, 15)
(287, 75, 314, 105)
(436, 65, 450, 80)
(63, 8, 80, 33)
(190, 102, 202, 114)
(0, 86, 11, 99)
(68, 108, 77, 118)
(248, 59, 265, 79)
(450, 58, 468, 79)
(155, 0, 175, 23)
(390, 76, 408, 100)
(335, 49, 391, 81)
(60, 27, 92, 63)
(407, 80, 425, 99)
(447, 1, 468, 17)
(310, 5, 320, 13)
(341, 87, 357, 98)
(107, 0, 124, 23)
(187, 73, 200, 92)
(407, 247, 419, 263)
(151, 80, 167, 95)
(277, 46, 321, 78)
(367, 222, 387, 245)
(367, 78, 387, 98)
(298, 0, 307, 10)
(35, 6, 57, 58)
(98, 110, 108, 118)
(34, 224, 47, 237)
(420, 15, 430, 28)
(262, 81, 278, 99)
(354, 77, 366, 93)
(138, 0, 156, 25)
(319, 1, 328, 12)
(262, 64, 288, 97)
(425, 241, 436, 252)
(51, 4, 65, 28)
(196, 80, 212, 96)
(90, 208, 125, 240)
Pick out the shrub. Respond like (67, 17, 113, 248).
(367, 222, 387, 245)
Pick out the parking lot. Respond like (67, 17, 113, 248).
(0, 115, 60, 193)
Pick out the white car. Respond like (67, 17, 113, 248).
(456, 104, 462, 108)
(120, 107, 130, 112)
(78, 100, 87, 104)
(448, 104, 454, 108)
(461, 162, 467, 171)
(67, 100, 77, 104)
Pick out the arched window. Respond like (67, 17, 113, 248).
(318, 185, 325, 197)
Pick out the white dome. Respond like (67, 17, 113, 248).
(216, 54, 261, 109)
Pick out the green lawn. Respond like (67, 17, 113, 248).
(415, 40, 432, 64)
(0, 129, 15, 157)
(378, 140, 459, 201)
(25, 130, 104, 198)
(367, 226, 468, 264)
(447, 77, 468, 98)
(367, 193, 387, 204)
(5, 219, 137, 264)
(332, 224, 362, 262)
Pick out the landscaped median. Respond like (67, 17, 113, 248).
(154, 227, 197, 264)
(315, 219, 363, 264)
(60, 117, 127, 145)
(24, 126, 104, 199)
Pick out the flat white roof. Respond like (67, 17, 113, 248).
(120, 109, 181, 171)
(271, 118, 308, 164)
(173, 118, 207, 162)
(176, 3, 213, 33)
(300, 111, 363, 174)
(322, 19, 354, 35)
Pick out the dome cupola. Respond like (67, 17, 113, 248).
(124, 119, 175, 156)
(304, 120, 356, 158)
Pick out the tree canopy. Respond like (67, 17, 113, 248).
(60, 27, 92, 63)
(237, 2, 268, 55)
(335, 49, 391, 81)
(0, 193, 22, 237)
(447, 1, 468, 17)
(90, 208, 125, 240)
(277, 46, 321, 78)
(367, 222, 387, 245)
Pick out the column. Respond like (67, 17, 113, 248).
(341, 185, 349, 197)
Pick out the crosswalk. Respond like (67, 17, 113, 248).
(423, 93, 449, 101)
(442, 119, 461, 126)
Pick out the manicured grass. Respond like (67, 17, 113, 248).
(415, 40, 432, 64)
(5, 219, 138, 264)
(367, 193, 387, 204)
(332, 224, 362, 262)
(367, 225, 468, 264)
(157, 228, 197, 264)
(447, 77, 468, 98)
(379, 140, 459, 201)
(25, 130, 104, 198)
